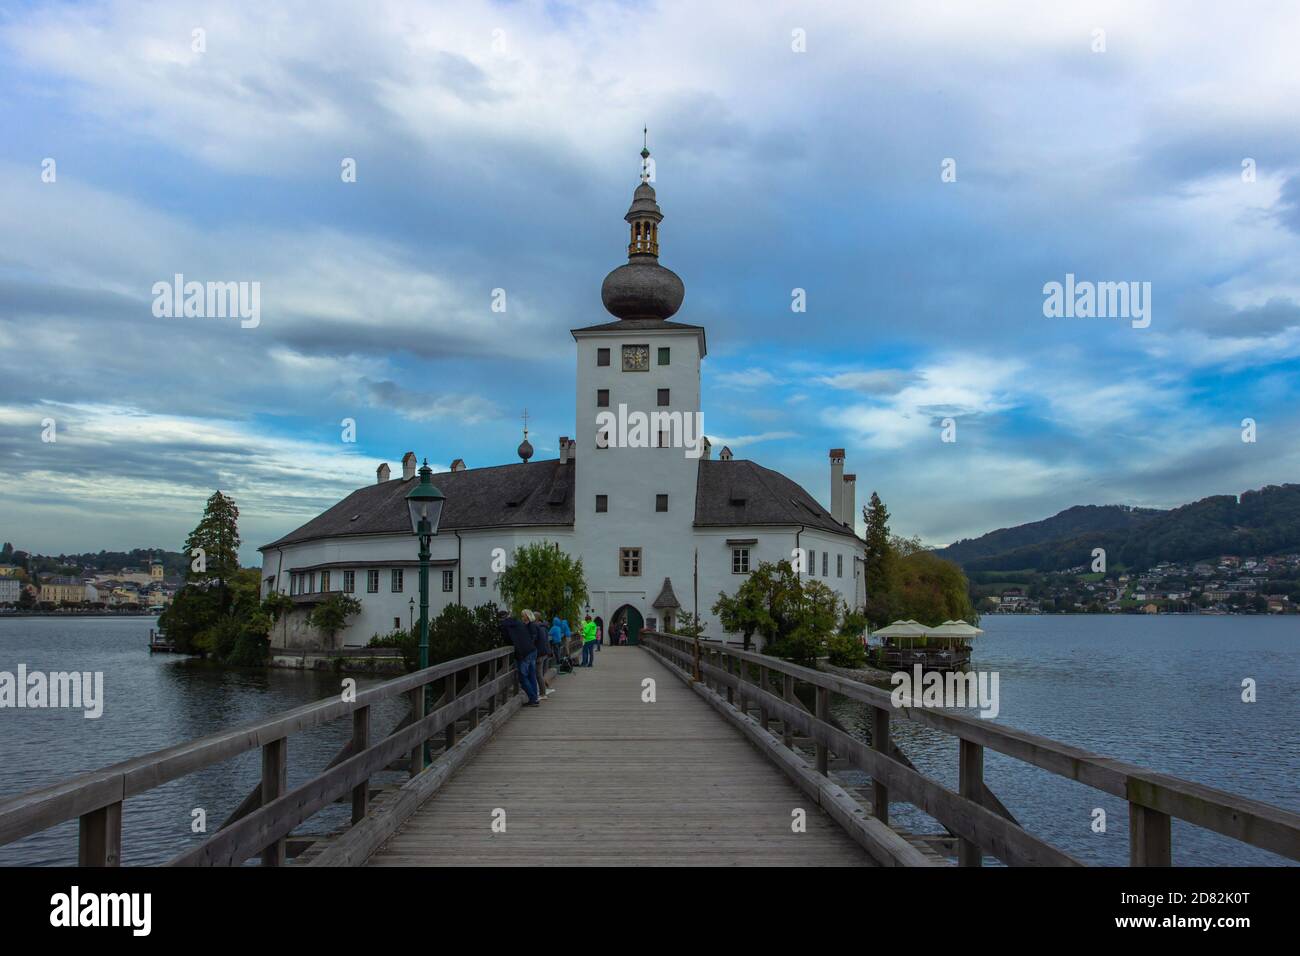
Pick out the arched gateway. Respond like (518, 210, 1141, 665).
(609, 604, 644, 646)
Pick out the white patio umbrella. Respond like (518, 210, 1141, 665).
(871, 620, 932, 639)
(929, 620, 984, 638)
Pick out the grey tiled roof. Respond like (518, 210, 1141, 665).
(571, 317, 705, 333)
(262, 459, 575, 549)
(652, 577, 681, 609)
(262, 455, 858, 552)
(694, 459, 859, 540)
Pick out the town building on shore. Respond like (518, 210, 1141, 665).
(39, 576, 91, 605)
(260, 149, 864, 650)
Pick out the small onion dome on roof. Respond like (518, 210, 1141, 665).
(517, 438, 534, 462)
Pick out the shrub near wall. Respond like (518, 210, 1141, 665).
(368, 602, 502, 672)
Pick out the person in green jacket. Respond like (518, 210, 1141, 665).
(580, 616, 597, 667)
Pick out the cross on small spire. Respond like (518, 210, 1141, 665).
(640, 126, 651, 184)
(521, 407, 530, 439)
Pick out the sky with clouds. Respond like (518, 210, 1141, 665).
(2, 0, 1299, 565)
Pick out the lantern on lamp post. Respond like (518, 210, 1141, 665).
(405, 461, 446, 673)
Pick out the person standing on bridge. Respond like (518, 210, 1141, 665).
(526, 610, 555, 699)
(499, 609, 540, 706)
(580, 615, 598, 667)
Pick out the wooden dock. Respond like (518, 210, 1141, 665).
(148, 629, 179, 653)
(366, 645, 874, 866)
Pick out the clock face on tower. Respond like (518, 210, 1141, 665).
(621, 344, 650, 371)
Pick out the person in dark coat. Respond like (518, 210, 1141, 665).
(525, 610, 554, 698)
(498, 610, 539, 705)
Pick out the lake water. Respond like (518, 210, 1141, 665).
(0, 616, 405, 866)
(834, 614, 1299, 865)
(1, 614, 1296, 866)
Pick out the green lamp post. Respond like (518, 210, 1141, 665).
(406, 460, 445, 770)
(405, 460, 446, 673)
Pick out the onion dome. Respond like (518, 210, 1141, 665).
(599, 133, 685, 321)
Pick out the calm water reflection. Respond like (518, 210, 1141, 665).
(834, 614, 1299, 865)
(0, 616, 405, 866)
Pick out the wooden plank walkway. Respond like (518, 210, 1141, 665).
(367, 644, 874, 866)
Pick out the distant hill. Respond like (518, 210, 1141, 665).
(934, 484, 1300, 572)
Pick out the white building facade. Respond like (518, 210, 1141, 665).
(260, 156, 864, 649)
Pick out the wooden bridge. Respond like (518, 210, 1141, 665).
(2, 631, 1298, 867)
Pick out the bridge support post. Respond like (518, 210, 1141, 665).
(260, 738, 287, 866)
(782, 674, 795, 749)
(409, 687, 426, 778)
(445, 674, 459, 753)
(815, 686, 829, 775)
(958, 739, 984, 866)
(871, 706, 889, 825)
(77, 801, 122, 866)
(467, 662, 480, 731)
(724, 655, 734, 705)
(1129, 803, 1172, 866)
(351, 706, 370, 825)
(486, 659, 497, 715)
(759, 666, 770, 731)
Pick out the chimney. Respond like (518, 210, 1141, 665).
(402, 451, 417, 480)
(376, 462, 391, 484)
(843, 473, 857, 529)
(719, 446, 733, 461)
(566, 438, 576, 462)
(829, 449, 845, 523)
(558, 437, 570, 465)
(450, 458, 466, 472)
(702, 437, 712, 460)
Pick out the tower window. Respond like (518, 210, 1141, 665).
(391, 569, 404, 593)
(597, 348, 610, 367)
(657, 388, 670, 406)
(658, 347, 670, 366)
(620, 548, 642, 576)
(596, 494, 608, 513)
(732, 548, 750, 574)
(597, 388, 610, 408)
(822, 551, 828, 576)
(367, 570, 380, 593)
(656, 494, 668, 512)
(837, 554, 843, 578)
(442, 570, 454, 592)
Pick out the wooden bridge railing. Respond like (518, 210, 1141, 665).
(641, 631, 1300, 867)
(0, 640, 570, 867)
